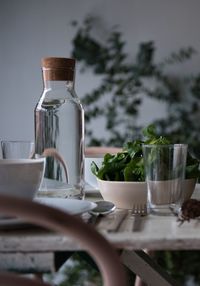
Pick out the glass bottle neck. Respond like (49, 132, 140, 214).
(43, 80, 74, 90)
(42, 66, 75, 90)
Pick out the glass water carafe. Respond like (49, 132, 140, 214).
(34, 57, 85, 199)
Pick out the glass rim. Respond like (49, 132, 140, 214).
(142, 143, 188, 148)
(1, 140, 34, 144)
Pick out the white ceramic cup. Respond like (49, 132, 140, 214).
(0, 158, 45, 200)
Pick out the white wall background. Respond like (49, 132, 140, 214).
(0, 0, 200, 142)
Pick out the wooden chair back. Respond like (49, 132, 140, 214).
(85, 147, 122, 157)
(0, 195, 127, 286)
(0, 272, 50, 286)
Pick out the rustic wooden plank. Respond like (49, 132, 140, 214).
(96, 209, 129, 232)
(0, 186, 199, 254)
(121, 250, 181, 286)
(0, 252, 55, 273)
(1, 212, 200, 252)
(0, 186, 199, 282)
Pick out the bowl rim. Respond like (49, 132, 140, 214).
(97, 178, 146, 184)
(97, 178, 196, 184)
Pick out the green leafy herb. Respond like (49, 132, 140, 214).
(142, 124, 170, 145)
(91, 124, 200, 181)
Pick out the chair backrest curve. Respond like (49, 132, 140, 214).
(0, 195, 127, 286)
(85, 146, 122, 157)
(0, 272, 50, 286)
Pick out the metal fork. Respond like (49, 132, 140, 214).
(131, 204, 147, 231)
(132, 204, 147, 216)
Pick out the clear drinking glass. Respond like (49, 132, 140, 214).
(1, 140, 34, 159)
(142, 144, 188, 215)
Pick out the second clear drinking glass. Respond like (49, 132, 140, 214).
(142, 144, 188, 215)
(1, 140, 34, 159)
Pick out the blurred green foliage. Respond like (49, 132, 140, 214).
(71, 16, 200, 162)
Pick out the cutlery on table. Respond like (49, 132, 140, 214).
(131, 203, 147, 231)
(108, 210, 129, 232)
(88, 201, 129, 232)
(97, 209, 129, 233)
(88, 201, 116, 225)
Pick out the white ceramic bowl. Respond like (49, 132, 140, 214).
(97, 178, 147, 209)
(0, 158, 45, 199)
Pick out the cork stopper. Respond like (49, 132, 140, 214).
(41, 57, 75, 81)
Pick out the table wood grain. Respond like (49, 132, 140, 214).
(0, 184, 199, 280)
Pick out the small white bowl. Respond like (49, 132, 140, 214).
(0, 158, 45, 199)
(97, 178, 147, 209)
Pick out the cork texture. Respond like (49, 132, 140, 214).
(41, 57, 75, 69)
(41, 57, 75, 81)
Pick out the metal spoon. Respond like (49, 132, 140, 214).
(90, 201, 116, 215)
(89, 201, 116, 225)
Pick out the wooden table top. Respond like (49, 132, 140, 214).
(0, 185, 200, 253)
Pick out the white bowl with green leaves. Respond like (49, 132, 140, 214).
(91, 125, 199, 208)
(91, 141, 147, 209)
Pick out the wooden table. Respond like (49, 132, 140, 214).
(0, 186, 200, 286)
